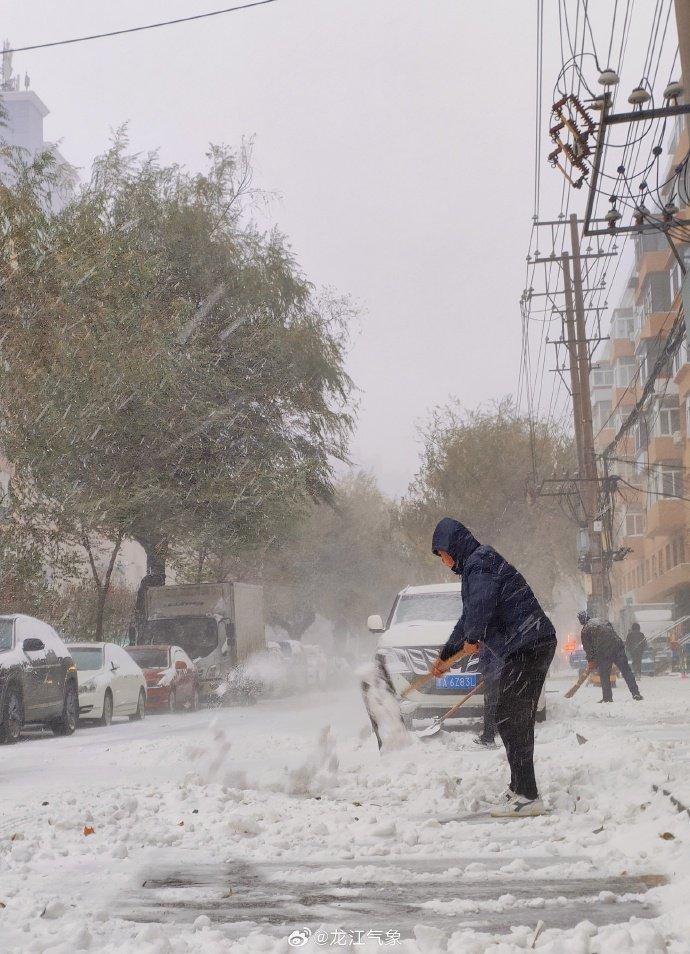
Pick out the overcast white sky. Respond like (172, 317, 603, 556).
(4, 1, 676, 496)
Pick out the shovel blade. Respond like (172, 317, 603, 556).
(415, 719, 443, 739)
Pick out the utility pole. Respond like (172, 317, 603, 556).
(674, 0, 690, 133)
(569, 213, 608, 618)
(561, 252, 586, 478)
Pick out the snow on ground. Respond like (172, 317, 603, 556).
(0, 671, 689, 953)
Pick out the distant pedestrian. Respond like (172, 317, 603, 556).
(578, 612, 643, 703)
(669, 631, 681, 672)
(625, 622, 647, 678)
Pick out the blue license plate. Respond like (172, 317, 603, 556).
(435, 673, 478, 691)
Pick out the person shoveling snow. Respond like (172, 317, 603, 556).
(577, 611, 643, 703)
(429, 517, 556, 817)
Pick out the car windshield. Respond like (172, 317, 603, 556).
(140, 617, 218, 661)
(393, 592, 462, 624)
(0, 619, 14, 652)
(70, 647, 104, 671)
(127, 647, 170, 669)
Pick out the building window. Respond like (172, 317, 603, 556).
(649, 464, 684, 503)
(591, 367, 613, 388)
(634, 231, 667, 265)
(657, 404, 681, 436)
(594, 399, 612, 431)
(624, 512, 645, 536)
(634, 417, 649, 453)
(671, 262, 683, 300)
(672, 338, 689, 377)
(644, 283, 654, 317)
(662, 466, 683, 498)
(666, 543, 672, 568)
(614, 356, 637, 388)
(614, 315, 636, 339)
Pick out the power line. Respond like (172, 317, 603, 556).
(617, 476, 690, 504)
(1, 0, 279, 55)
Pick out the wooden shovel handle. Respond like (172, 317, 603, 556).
(564, 668, 589, 698)
(401, 648, 470, 699)
(435, 679, 485, 724)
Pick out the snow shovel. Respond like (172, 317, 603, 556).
(361, 649, 473, 749)
(416, 680, 485, 739)
(564, 668, 590, 698)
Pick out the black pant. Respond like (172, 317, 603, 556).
(481, 672, 499, 741)
(630, 652, 643, 678)
(598, 647, 640, 701)
(494, 639, 556, 801)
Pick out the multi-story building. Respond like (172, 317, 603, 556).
(593, 117, 690, 638)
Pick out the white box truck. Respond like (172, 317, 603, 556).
(140, 582, 265, 701)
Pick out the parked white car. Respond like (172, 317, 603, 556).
(68, 642, 147, 725)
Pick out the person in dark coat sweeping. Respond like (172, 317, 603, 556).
(429, 517, 556, 817)
(577, 611, 643, 702)
(625, 622, 648, 678)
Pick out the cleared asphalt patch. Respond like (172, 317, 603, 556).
(121, 856, 663, 940)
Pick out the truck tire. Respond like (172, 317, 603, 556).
(0, 685, 23, 744)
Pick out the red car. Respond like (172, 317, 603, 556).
(125, 644, 199, 713)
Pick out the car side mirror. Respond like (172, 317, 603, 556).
(23, 638, 45, 653)
(175, 660, 187, 671)
(367, 614, 384, 634)
(111, 662, 119, 672)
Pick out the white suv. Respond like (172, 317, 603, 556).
(368, 583, 546, 728)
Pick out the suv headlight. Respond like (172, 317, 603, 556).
(79, 679, 97, 694)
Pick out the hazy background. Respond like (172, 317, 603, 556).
(4, 1, 665, 495)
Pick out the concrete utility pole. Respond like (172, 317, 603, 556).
(561, 252, 586, 478)
(675, 0, 690, 133)
(568, 213, 608, 618)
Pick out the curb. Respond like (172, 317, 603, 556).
(652, 784, 690, 818)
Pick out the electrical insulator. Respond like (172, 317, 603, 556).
(628, 86, 651, 105)
(598, 68, 619, 87)
(663, 80, 684, 102)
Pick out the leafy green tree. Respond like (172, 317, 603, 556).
(400, 399, 576, 612)
(0, 133, 355, 625)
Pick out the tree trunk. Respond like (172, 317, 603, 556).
(81, 530, 123, 642)
(145, 535, 168, 581)
(94, 533, 124, 641)
(94, 585, 109, 642)
(134, 532, 169, 625)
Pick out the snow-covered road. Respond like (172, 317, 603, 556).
(1, 672, 689, 953)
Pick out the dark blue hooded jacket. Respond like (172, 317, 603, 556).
(432, 517, 555, 662)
